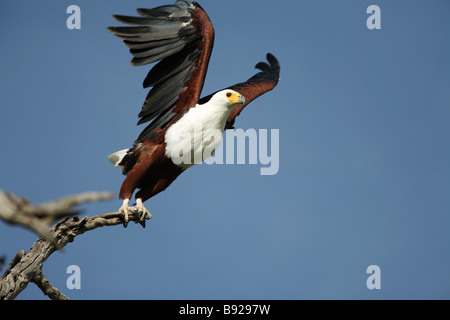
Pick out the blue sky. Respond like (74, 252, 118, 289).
(1, 0, 449, 299)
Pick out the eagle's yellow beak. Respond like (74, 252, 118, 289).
(227, 92, 246, 105)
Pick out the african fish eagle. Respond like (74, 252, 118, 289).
(107, 0, 280, 227)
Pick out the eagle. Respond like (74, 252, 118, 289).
(107, 1, 280, 227)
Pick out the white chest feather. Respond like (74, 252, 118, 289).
(165, 103, 232, 170)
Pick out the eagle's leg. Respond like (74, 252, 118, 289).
(135, 198, 152, 228)
(118, 198, 132, 228)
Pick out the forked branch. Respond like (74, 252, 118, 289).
(0, 190, 145, 300)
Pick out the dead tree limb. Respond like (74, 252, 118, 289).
(0, 190, 147, 300)
(0, 190, 114, 247)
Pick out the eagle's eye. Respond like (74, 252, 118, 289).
(226, 92, 232, 97)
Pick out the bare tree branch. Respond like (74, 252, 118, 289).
(0, 190, 146, 300)
(31, 269, 70, 300)
(0, 189, 114, 248)
(0, 256, 5, 272)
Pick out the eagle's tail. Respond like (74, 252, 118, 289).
(108, 149, 129, 169)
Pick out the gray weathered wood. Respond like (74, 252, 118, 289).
(0, 191, 146, 300)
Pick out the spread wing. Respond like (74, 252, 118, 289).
(198, 53, 280, 130)
(107, 1, 215, 143)
(225, 53, 280, 129)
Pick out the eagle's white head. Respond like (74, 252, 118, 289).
(207, 89, 246, 109)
